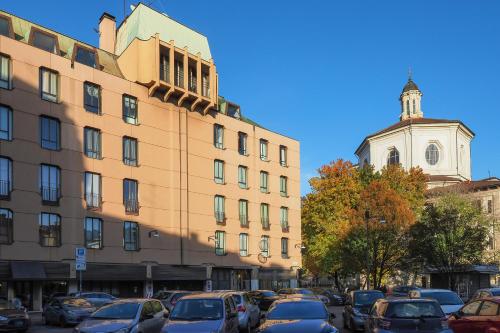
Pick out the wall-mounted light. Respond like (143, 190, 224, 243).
(148, 230, 159, 238)
(295, 243, 306, 250)
(208, 235, 215, 242)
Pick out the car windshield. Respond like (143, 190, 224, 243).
(295, 289, 314, 295)
(386, 302, 444, 318)
(267, 302, 328, 320)
(354, 292, 384, 306)
(62, 298, 92, 307)
(91, 302, 139, 319)
(170, 299, 223, 321)
(422, 292, 463, 306)
(261, 291, 277, 297)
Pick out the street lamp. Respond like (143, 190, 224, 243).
(148, 230, 159, 238)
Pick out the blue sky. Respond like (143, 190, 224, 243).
(5, 1, 499, 194)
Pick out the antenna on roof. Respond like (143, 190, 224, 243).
(408, 67, 413, 81)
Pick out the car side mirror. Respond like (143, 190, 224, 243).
(163, 310, 170, 319)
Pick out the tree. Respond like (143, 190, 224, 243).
(409, 193, 490, 290)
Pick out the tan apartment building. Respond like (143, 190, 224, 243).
(0, 3, 301, 310)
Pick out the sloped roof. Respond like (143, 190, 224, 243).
(427, 177, 500, 196)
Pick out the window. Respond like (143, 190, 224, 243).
(413, 99, 416, 114)
(40, 116, 59, 150)
(279, 145, 287, 166)
(214, 160, 224, 184)
(174, 59, 184, 88)
(260, 235, 269, 257)
(387, 148, 400, 166)
(0, 105, 12, 141)
(461, 301, 481, 316)
(488, 200, 493, 214)
(202, 72, 210, 97)
(188, 66, 197, 92)
(239, 199, 248, 227)
(425, 144, 439, 166)
(123, 137, 138, 166)
(215, 230, 225, 256)
(240, 233, 248, 257)
(214, 195, 225, 224)
(281, 238, 289, 258)
(280, 176, 288, 197)
(40, 164, 60, 204)
(39, 213, 61, 247)
(0, 209, 13, 244)
(74, 46, 98, 68)
(280, 207, 289, 231)
(238, 132, 247, 155)
(0, 16, 13, 38)
(123, 221, 139, 251)
(479, 301, 499, 316)
(0, 55, 11, 89)
(31, 29, 58, 54)
(238, 166, 248, 189)
(84, 82, 101, 114)
(260, 139, 268, 161)
(123, 179, 139, 214)
(260, 171, 269, 193)
(160, 53, 169, 82)
(84, 127, 101, 159)
(123, 95, 138, 124)
(84, 217, 102, 249)
(406, 100, 410, 116)
(84, 172, 101, 209)
(0, 157, 11, 198)
(214, 124, 224, 149)
(40, 68, 58, 102)
(261, 203, 269, 229)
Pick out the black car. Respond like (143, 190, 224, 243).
(256, 297, 338, 333)
(248, 290, 280, 312)
(342, 290, 384, 331)
(314, 289, 345, 306)
(0, 298, 30, 332)
(365, 298, 449, 333)
(43, 297, 96, 327)
(391, 285, 420, 297)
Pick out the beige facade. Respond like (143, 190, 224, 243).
(0, 4, 300, 310)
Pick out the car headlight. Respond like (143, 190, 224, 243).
(0, 316, 8, 321)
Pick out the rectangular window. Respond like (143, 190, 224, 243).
(123, 179, 139, 214)
(202, 72, 210, 97)
(0, 157, 12, 198)
(40, 68, 58, 102)
(260, 171, 269, 193)
(123, 95, 138, 124)
(214, 195, 225, 224)
(281, 238, 289, 258)
(260, 235, 269, 257)
(238, 132, 247, 155)
(84, 217, 102, 249)
(0, 55, 11, 89)
(74, 46, 97, 68)
(123, 137, 138, 166)
(280, 207, 289, 231)
(239, 233, 248, 257)
(188, 66, 197, 93)
(0, 16, 12, 38)
(488, 200, 493, 214)
(261, 203, 269, 229)
(280, 176, 288, 197)
(160, 53, 169, 82)
(214, 160, 224, 184)
(31, 29, 57, 53)
(280, 145, 288, 166)
(174, 59, 184, 88)
(0, 105, 12, 141)
(40, 164, 60, 204)
(238, 166, 248, 189)
(123, 221, 139, 251)
(84, 127, 101, 159)
(84, 172, 101, 209)
(239, 199, 248, 227)
(214, 124, 224, 149)
(260, 139, 268, 161)
(39, 213, 61, 247)
(40, 116, 59, 150)
(215, 230, 226, 256)
(0, 209, 13, 244)
(84, 82, 101, 114)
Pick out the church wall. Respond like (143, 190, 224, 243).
(457, 129, 472, 180)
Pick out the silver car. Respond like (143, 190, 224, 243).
(70, 292, 116, 308)
(229, 292, 260, 333)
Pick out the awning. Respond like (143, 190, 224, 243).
(11, 261, 46, 280)
(82, 264, 146, 281)
(153, 265, 206, 281)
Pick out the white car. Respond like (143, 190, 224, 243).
(409, 289, 464, 316)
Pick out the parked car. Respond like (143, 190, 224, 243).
(155, 290, 195, 312)
(277, 288, 330, 305)
(76, 298, 168, 333)
(43, 297, 95, 327)
(409, 289, 464, 316)
(469, 288, 500, 301)
(228, 291, 260, 333)
(162, 292, 239, 333)
(448, 296, 500, 333)
(391, 285, 421, 297)
(318, 289, 345, 306)
(70, 292, 116, 308)
(365, 297, 452, 333)
(256, 297, 338, 333)
(0, 298, 30, 332)
(342, 290, 384, 331)
(247, 290, 280, 312)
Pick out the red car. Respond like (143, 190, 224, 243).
(448, 296, 500, 333)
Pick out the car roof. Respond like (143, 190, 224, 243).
(274, 297, 323, 304)
(382, 298, 440, 303)
(179, 292, 231, 300)
(112, 298, 152, 304)
(479, 288, 500, 292)
(418, 289, 455, 293)
(353, 290, 383, 293)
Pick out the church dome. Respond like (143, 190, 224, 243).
(402, 79, 420, 93)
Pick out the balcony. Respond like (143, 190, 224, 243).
(261, 218, 270, 230)
(85, 193, 102, 210)
(0, 180, 11, 199)
(41, 186, 60, 205)
(281, 222, 289, 233)
(215, 211, 225, 225)
(240, 215, 248, 228)
(125, 199, 140, 214)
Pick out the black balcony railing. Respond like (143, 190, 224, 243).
(85, 193, 102, 209)
(215, 211, 225, 224)
(261, 217, 270, 229)
(125, 199, 139, 214)
(240, 214, 248, 227)
(41, 186, 59, 204)
(0, 180, 10, 198)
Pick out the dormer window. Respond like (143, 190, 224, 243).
(30, 28, 58, 54)
(74, 45, 98, 68)
(0, 15, 13, 38)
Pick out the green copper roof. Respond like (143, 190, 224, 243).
(116, 3, 212, 61)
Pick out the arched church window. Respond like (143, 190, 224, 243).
(387, 148, 400, 166)
(406, 100, 410, 116)
(425, 144, 439, 166)
(413, 99, 416, 114)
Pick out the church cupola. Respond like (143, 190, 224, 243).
(399, 73, 423, 121)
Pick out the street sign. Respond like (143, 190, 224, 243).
(75, 247, 86, 271)
(76, 262, 86, 271)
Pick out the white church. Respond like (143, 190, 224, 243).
(355, 76, 474, 188)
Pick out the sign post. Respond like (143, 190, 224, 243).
(75, 248, 86, 292)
